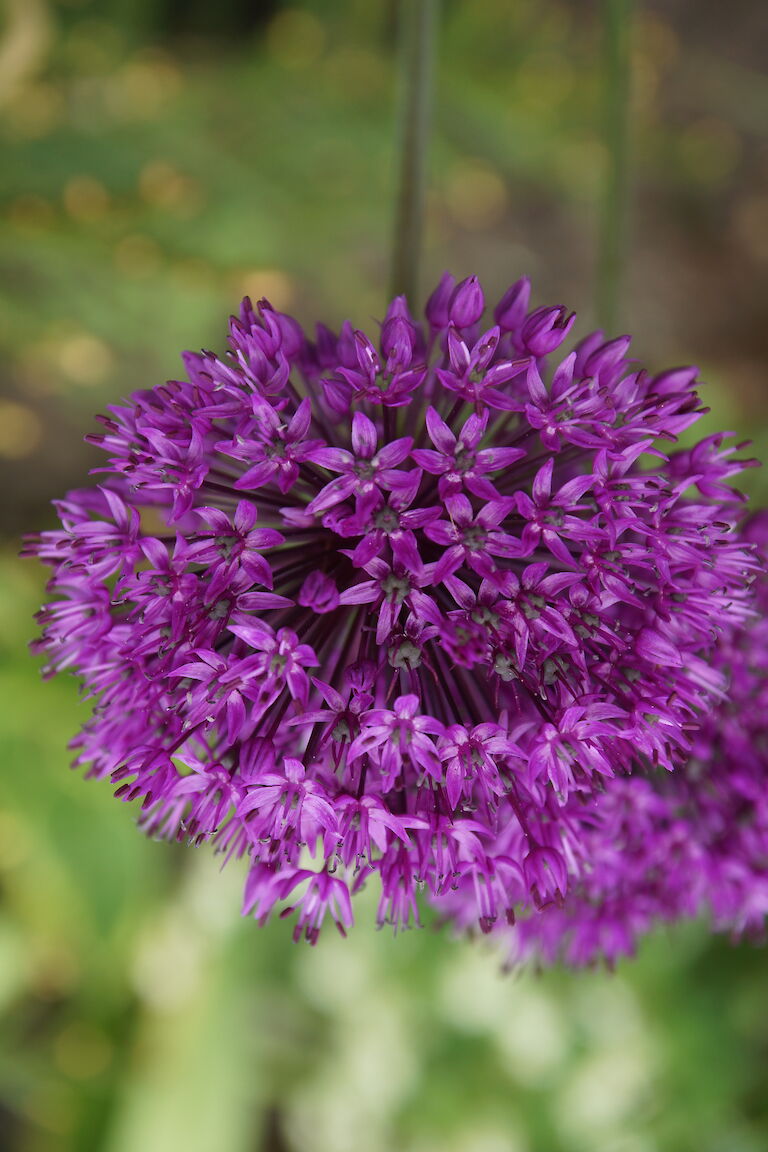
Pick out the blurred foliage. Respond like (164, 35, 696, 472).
(1, 1, 767, 1150)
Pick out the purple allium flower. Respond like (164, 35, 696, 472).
(26, 277, 761, 947)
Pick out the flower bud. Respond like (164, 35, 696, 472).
(336, 320, 359, 368)
(581, 335, 632, 382)
(298, 571, 339, 614)
(494, 276, 530, 332)
(449, 274, 485, 328)
(521, 305, 575, 357)
(425, 271, 455, 330)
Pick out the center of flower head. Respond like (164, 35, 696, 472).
(331, 717, 352, 741)
(355, 460, 376, 481)
(373, 507, 400, 533)
(462, 523, 487, 550)
(380, 571, 412, 603)
(33, 276, 759, 948)
(453, 446, 473, 474)
(389, 638, 421, 670)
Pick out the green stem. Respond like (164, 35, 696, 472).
(596, 0, 632, 335)
(390, 0, 438, 305)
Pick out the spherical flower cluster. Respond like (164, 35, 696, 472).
(27, 274, 760, 948)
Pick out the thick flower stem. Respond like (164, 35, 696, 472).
(390, 0, 438, 306)
(596, 0, 632, 335)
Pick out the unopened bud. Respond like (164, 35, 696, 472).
(494, 277, 530, 332)
(449, 274, 485, 328)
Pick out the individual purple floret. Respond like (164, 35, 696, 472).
(26, 275, 761, 947)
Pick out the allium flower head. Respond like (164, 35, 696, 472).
(27, 275, 760, 947)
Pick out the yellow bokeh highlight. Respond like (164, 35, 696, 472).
(445, 161, 508, 231)
(515, 52, 574, 116)
(104, 52, 182, 121)
(114, 233, 163, 277)
(62, 19, 123, 74)
(267, 9, 325, 69)
(5, 81, 62, 137)
(30, 942, 81, 1000)
(56, 333, 114, 386)
(7, 194, 56, 228)
(0, 0, 53, 111)
(63, 175, 110, 221)
(138, 161, 204, 218)
(323, 46, 388, 95)
(236, 268, 295, 311)
(53, 1022, 113, 1081)
(20, 1082, 74, 1137)
(0, 400, 42, 458)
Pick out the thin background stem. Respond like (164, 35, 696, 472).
(596, 0, 633, 335)
(390, 0, 438, 305)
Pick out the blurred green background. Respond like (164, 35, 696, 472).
(1, 1, 767, 1149)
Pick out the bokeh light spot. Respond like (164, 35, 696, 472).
(7, 193, 56, 228)
(323, 47, 388, 96)
(20, 1083, 74, 1137)
(266, 9, 325, 69)
(63, 176, 110, 221)
(0, 400, 42, 458)
(114, 233, 163, 276)
(445, 160, 508, 230)
(56, 333, 114, 386)
(516, 52, 574, 115)
(53, 1023, 113, 1080)
(31, 944, 80, 999)
(138, 161, 204, 217)
(5, 82, 62, 138)
(236, 268, 295, 311)
(105, 52, 182, 121)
